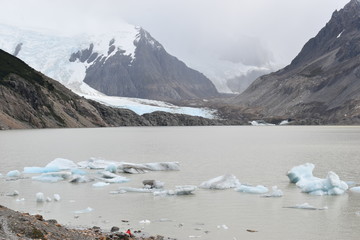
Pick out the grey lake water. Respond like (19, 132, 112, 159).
(1, 126, 360, 240)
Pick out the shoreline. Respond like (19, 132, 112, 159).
(0, 205, 171, 240)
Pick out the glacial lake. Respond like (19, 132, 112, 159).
(1, 126, 360, 240)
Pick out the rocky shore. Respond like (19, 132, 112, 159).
(0, 205, 171, 240)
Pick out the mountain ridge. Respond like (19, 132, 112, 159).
(234, 0, 360, 124)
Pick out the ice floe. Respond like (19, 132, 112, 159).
(262, 186, 284, 197)
(36, 192, 45, 203)
(153, 185, 197, 196)
(69, 175, 94, 183)
(92, 182, 110, 187)
(143, 180, 164, 189)
(6, 190, 19, 197)
(286, 203, 328, 210)
(23, 167, 60, 174)
(73, 207, 94, 214)
(6, 170, 21, 178)
(287, 163, 348, 195)
(235, 185, 268, 194)
(350, 186, 360, 193)
(53, 194, 61, 201)
(77, 158, 180, 173)
(199, 174, 240, 190)
(46, 158, 78, 170)
(32, 171, 72, 183)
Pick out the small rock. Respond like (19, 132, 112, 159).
(35, 214, 44, 221)
(111, 226, 120, 232)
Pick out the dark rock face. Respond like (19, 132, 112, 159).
(235, 0, 360, 124)
(83, 29, 219, 101)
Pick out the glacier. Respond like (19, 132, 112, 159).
(0, 23, 216, 119)
(287, 163, 348, 195)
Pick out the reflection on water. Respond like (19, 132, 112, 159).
(1, 126, 360, 239)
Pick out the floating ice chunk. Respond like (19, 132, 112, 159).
(200, 174, 241, 190)
(350, 186, 360, 193)
(100, 176, 130, 183)
(100, 171, 120, 179)
(300, 171, 348, 196)
(262, 186, 284, 197)
(287, 164, 348, 195)
(235, 185, 268, 194)
(36, 192, 45, 203)
(32, 171, 72, 183)
(92, 182, 110, 187)
(118, 162, 180, 174)
(46, 158, 78, 170)
(6, 170, 21, 178)
(46, 197, 52, 202)
(105, 164, 117, 173)
(287, 163, 316, 184)
(286, 203, 328, 210)
(109, 190, 127, 194)
(16, 198, 25, 202)
(69, 175, 94, 183)
(174, 185, 197, 195)
(154, 185, 197, 196)
(143, 180, 164, 189)
(217, 224, 229, 230)
(71, 169, 87, 175)
(139, 219, 151, 224)
(6, 190, 19, 197)
(118, 187, 154, 193)
(77, 158, 119, 169)
(143, 162, 180, 171)
(74, 207, 93, 214)
(23, 167, 60, 174)
(53, 194, 61, 201)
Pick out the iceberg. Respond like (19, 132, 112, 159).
(287, 163, 317, 184)
(262, 186, 284, 197)
(287, 164, 348, 195)
(32, 171, 72, 183)
(36, 192, 45, 203)
(350, 186, 360, 193)
(46, 158, 78, 170)
(235, 185, 268, 194)
(199, 174, 240, 190)
(6, 170, 21, 178)
(99, 176, 129, 183)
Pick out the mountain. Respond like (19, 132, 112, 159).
(0, 23, 218, 102)
(0, 49, 226, 129)
(235, 0, 360, 124)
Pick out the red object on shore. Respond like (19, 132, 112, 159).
(126, 229, 132, 235)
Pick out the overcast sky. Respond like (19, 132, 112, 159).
(0, 0, 351, 87)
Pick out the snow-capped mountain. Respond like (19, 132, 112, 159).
(0, 23, 218, 102)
